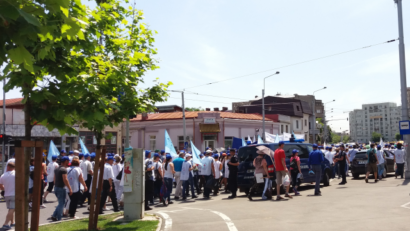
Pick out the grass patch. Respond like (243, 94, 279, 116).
(38, 213, 158, 231)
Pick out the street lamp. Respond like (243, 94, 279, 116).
(170, 90, 187, 148)
(262, 71, 280, 142)
(312, 87, 326, 143)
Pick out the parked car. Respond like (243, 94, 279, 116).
(351, 150, 395, 179)
(237, 143, 333, 195)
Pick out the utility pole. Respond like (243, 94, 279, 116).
(1, 77, 5, 174)
(170, 90, 186, 149)
(125, 119, 130, 148)
(395, 0, 410, 179)
(262, 72, 280, 142)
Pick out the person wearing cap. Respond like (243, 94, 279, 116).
(274, 141, 292, 199)
(248, 149, 270, 200)
(212, 154, 223, 196)
(180, 154, 197, 200)
(66, 158, 87, 219)
(90, 152, 96, 169)
(334, 144, 348, 185)
(227, 149, 239, 199)
(152, 153, 163, 201)
(308, 144, 324, 196)
(56, 150, 67, 166)
(163, 154, 175, 204)
(160, 150, 166, 163)
(78, 153, 84, 164)
(144, 151, 155, 209)
(201, 150, 216, 199)
(0, 162, 16, 229)
(376, 145, 385, 180)
(365, 143, 379, 183)
(290, 149, 302, 196)
(112, 155, 123, 204)
(394, 143, 406, 179)
(51, 156, 72, 221)
(197, 153, 205, 193)
(99, 156, 119, 214)
(79, 153, 93, 207)
(172, 152, 185, 200)
(43, 155, 59, 203)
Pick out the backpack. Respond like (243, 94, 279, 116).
(154, 162, 163, 181)
(369, 150, 377, 163)
(290, 158, 298, 172)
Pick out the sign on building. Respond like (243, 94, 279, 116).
(204, 117, 216, 124)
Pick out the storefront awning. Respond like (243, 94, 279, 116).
(199, 123, 220, 133)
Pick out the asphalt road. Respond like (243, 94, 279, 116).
(1, 173, 410, 231)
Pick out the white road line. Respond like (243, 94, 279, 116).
(400, 202, 410, 209)
(157, 212, 173, 231)
(210, 210, 239, 231)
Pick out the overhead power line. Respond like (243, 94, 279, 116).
(177, 39, 397, 90)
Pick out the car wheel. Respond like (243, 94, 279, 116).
(353, 173, 360, 179)
(383, 165, 387, 178)
(323, 170, 330, 186)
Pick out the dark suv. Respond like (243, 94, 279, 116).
(351, 150, 395, 179)
(237, 143, 333, 195)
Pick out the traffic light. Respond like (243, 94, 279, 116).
(0, 134, 13, 143)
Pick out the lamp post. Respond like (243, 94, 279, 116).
(323, 100, 335, 143)
(170, 90, 187, 148)
(262, 71, 280, 142)
(312, 87, 326, 143)
(394, 0, 410, 179)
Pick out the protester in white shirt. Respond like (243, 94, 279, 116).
(43, 155, 59, 202)
(394, 143, 406, 178)
(113, 155, 123, 204)
(66, 158, 87, 219)
(212, 154, 223, 196)
(0, 162, 15, 229)
(99, 156, 119, 214)
(181, 154, 197, 200)
(201, 151, 215, 199)
(376, 145, 385, 180)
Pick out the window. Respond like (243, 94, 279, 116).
(305, 120, 307, 126)
(296, 106, 300, 111)
(296, 120, 299, 129)
(286, 125, 289, 133)
(105, 132, 117, 145)
(150, 135, 156, 151)
(224, 137, 233, 149)
(268, 106, 272, 111)
(178, 136, 190, 151)
(281, 125, 284, 134)
(316, 109, 321, 113)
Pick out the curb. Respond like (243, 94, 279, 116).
(152, 212, 164, 231)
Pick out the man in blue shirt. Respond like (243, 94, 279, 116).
(173, 151, 185, 200)
(308, 144, 324, 196)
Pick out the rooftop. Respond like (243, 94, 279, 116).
(130, 111, 271, 122)
(0, 98, 24, 107)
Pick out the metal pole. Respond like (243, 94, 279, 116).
(312, 98, 316, 143)
(125, 119, 130, 148)
(262, 88, 265, 142)
(182, 91, 186, 148)
(395, 0, 410, 178)
(2, 78, 5, 174)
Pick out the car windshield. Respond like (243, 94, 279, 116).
(355, 152, 367, 159)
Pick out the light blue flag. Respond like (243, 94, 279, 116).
(257, 135, 264, 144)
(79, 138, 90, 154)
(274, 134, 280, 143)
(190, 141, 203, 166)
(47, 140, 60, 163)
(242, 138, 246, 147)
(165, 130, 178, 159)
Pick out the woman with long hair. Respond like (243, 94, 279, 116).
(289, 149, 302, 196)
(162, 154, 175, 205)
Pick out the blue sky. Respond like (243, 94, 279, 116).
(3, 0, 410, 133)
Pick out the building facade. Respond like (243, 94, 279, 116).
(349, 102, 401, 143)
(127, 111, 280, 151)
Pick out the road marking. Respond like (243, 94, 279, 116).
(210, 210, 239, 231)
(400, 202, 410, 209)
(156, 212, 172, 231)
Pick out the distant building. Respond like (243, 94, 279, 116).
(349, 102, 401, 143)
(154, 105, 183, 113)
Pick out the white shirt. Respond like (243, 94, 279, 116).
(325, 151, 335, 164)
(376, 150, 385, 165)
(348, 149, 358, 162)
(0, 170, 15, 197)
(394, 149, 406, 164)
(163, 162, 174, 178)
(112, 163, 122, 182)
(200, 156, 214, 176)
(103, 163, 114, 180)
(180, 161, 192, 181)
(47, 162, 59, 182)
(214, 160, 221, 179)
(80, 160, 92, 181)
(67, 167, 82, 193)
(224, 159, 230, 178)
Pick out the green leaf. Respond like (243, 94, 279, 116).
(8, 46, 34, 72)
(17, 8, 41, 27)
(0, 5, 20, 21)
(60, 6, 69, 17)
(77, 30, 85, 40)
(38, 48, 47, 60)
(61, 24, 71, 33)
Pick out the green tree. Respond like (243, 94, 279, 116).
(395, 133, 401, 141)
(342, 135, 350, 143)
(371, 132, 382, 143)
(331, 131, 341, 144)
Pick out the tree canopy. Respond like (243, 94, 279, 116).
(371, 132, 382, 143)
